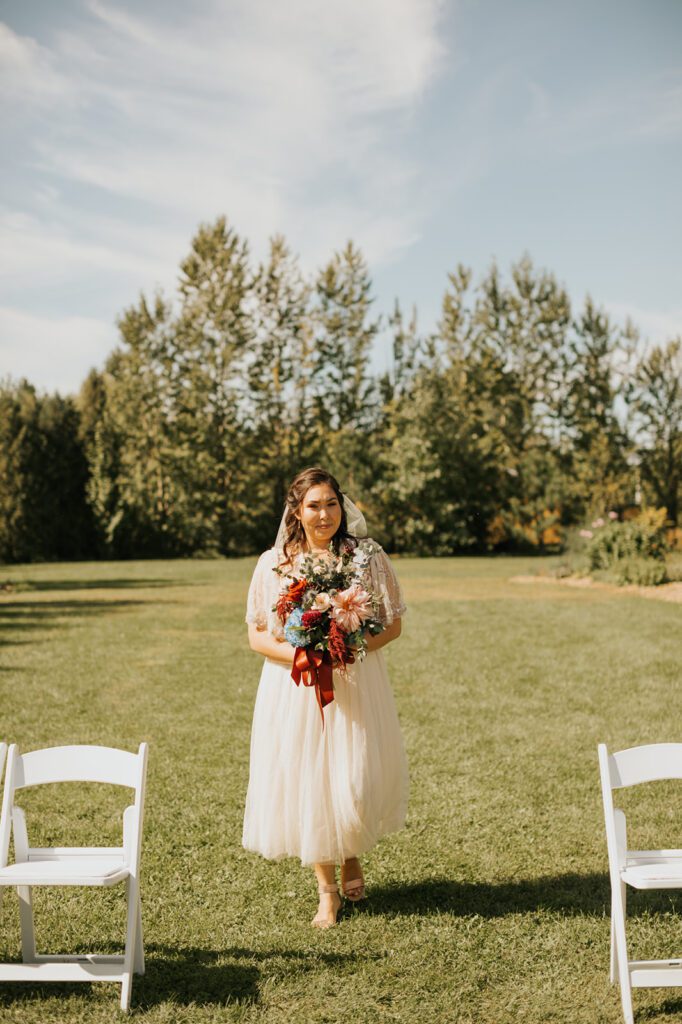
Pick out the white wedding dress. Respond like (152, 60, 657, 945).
(242, 542, 409, 865)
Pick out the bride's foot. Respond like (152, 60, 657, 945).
(312, 883, 341, 929)
(341, 857, 365, 902)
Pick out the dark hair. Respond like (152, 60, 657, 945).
(279, 467, 353, 566)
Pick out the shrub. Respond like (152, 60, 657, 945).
(614, 556, 668, 586)
(586, 508, 668, 585)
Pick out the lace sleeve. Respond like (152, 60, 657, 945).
(245, 550, 277, 629)
(368, 545, 406, 627)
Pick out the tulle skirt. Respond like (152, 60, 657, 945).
(242, 650, 408, 865)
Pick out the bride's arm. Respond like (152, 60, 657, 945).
(248, 624, 296, 666)
(365, 617, 401, 653)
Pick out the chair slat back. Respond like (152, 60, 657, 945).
(0, 743, 6, 868)
(14, 745, 141, 791)
(607, 743, 682, 789)
(1, 743, 147, 873)
(0, 744, 17, 868)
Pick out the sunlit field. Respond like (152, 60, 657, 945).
(1, 556, 681, 1023)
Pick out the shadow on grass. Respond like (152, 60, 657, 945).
(137, 943, 361, 1007)
(5, 579, 184, 593)
(0, 599, 173, 639)
(362, 874, 682, 919)
(639, 996, 682, 1020)
(0, 944, 361, 1010)
(0, 954, 258, 1011)
(136, 945, 262, 1006)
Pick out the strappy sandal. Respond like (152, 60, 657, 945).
(341, 876, 366, 902)
(312, 883, 341, 929)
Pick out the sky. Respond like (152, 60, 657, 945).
(1, 0, 681, 395)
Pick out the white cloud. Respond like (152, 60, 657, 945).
(0, 21, 75, 107)
(522, 69, 682, 155)
(3, 1, 446, 267)
(606, 301, 682, 347)
(0, 1, 446, 388)
(0, 207, 170, 281)
(0, 306, 116, 395)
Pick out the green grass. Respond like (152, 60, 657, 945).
(0, 555, 681, 1023)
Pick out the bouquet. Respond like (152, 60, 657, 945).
(273, 539, 385, 724)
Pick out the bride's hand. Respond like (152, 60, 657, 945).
(248, 625, 296, 665)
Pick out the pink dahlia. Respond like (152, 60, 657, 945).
(331, 585, 372, 633)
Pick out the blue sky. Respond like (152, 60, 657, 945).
(1, 0, 681, 394)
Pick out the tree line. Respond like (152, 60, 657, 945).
(1, 216, 680, 563)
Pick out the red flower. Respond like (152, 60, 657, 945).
(302, 610, 323, 629)
(276, 593, 291, 623)
(276, 577, 309, 624)
(328, 618, 353, 667)
(287, 578, 308, 604)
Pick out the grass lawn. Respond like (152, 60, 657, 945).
(0, 554, 681, 1023)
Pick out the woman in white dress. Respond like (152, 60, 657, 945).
(243, 466, 408, 928)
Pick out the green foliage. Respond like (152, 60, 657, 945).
(560, 300, 633, 520)
(313, 241, 378, 433)
(2, 218, 680, 563)
(613, 556, 667, 586)
(247, 236, 325, 546)
(0, 379, 95, 562)
(371, 257, 635, 553)
(586, 509, 668, 584)
(626, 338, 682, 526)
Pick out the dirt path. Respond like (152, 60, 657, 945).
(510, 574, 682, 604)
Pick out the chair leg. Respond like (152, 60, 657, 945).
(610, 881, 627, 985)
(120, 877, 139, 1012)
(612, 881, 633, 1024)
(17, 885, 36, 963)
(134, 892, 144, 975)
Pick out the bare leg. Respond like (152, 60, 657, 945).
(340, 856, 365, 901)
(312, 863, 341, 928)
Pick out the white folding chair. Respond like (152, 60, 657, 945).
(0, 743, 148, 1012)
(599, 742, 682, 1024)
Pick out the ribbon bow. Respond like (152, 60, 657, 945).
(291, 647, 335, 726)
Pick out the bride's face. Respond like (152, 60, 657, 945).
(296, 483, 343, 550)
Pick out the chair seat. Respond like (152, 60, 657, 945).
(622, 860, 682, 889)
(0, 857, 129, 887)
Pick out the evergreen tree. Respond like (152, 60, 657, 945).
(246, 235, 317, 548)
(77, 369, 125, 555)
(468, 257, 571, 546)
(627, 338, 682, 524)
(311, 242, 381, 507)
(561, 298, 631, 519)
(105, 293, 187, 555)
(313, 241, 378, 431)
(4, 213, 669, 561)
(173, 216, 253, 553)
(0, 380, 94, 562)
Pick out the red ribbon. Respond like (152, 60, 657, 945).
(291, 648, 335, 726)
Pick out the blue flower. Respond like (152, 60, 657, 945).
(284, 607, 307, 647)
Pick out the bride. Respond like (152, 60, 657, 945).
(242, 466, 409, 927)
